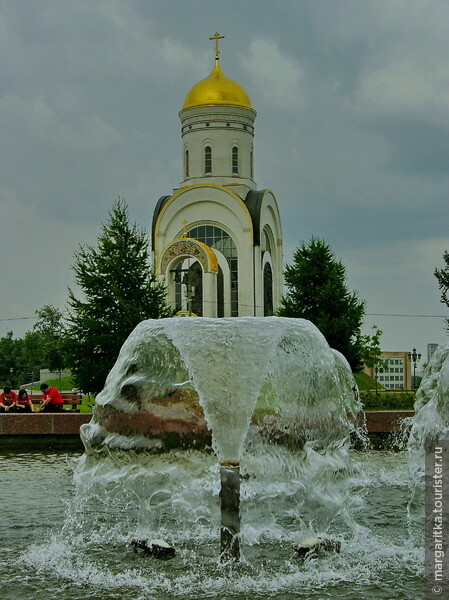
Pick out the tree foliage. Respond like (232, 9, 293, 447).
(278, 237, 366, 371)
(435, 250, 449, 331)
(0, 330, 44, 388)
(33, 305, 68, 373)
(0, 305, 67, 388)
(360, 326, 384, 370)
(0, 332, 21, 387)
(65, 198, 172, 394)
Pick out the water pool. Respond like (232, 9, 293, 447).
(0, 449, 423, 600)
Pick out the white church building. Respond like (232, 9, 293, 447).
(151, 34, 283, 317)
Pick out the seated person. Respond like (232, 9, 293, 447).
(0, 387, 18, 412)
(37, 383, 64, 413)
(15, 389, 35, 413)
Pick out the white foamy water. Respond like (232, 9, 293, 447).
(406, 342, 449, 542)
(1, 318, 435, 598)
(82, 317, 361, 461)
(2, 449, 423, 600)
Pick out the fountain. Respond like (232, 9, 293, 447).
(408, 342, 449, 455)
(1, 317, 433, 599)
(80, 316, 361, 561)
(407, 343, 449, 548)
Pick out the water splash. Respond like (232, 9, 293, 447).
(81, 317, 361, 462)
(407, 342, 449, 540)
(16, 450, 423, 600)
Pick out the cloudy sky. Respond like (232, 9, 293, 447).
(1, 0, 448, 366)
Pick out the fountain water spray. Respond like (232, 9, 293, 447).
(80, 316, 361, 561)
(407, 342, 449, 541)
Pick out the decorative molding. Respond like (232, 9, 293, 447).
(160, 238, 218, 274)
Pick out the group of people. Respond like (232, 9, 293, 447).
(0, 384, 65, 413)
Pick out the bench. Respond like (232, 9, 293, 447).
(60, 393, 83, 412)
(29, 393, 83, 412)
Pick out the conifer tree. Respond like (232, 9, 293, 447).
(278, 237, 366, 371)
(65, 198, 171, 393)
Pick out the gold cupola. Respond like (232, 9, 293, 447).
(182, 32, 252, 110)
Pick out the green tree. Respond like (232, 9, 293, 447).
(360, 325, 388, 394)
(278, 237, 366, 371)
(16, 331, 44, 385)
(360, 326, 384, 371)
(65, 198, 172, 394)
(33, 305, 67, 373)
(0, 332, 21, 387)
(435, 250, 449, 330)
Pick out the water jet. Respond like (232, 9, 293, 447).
(80, 316, 361, 561)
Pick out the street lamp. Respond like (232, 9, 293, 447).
(408, 347, 421, 389)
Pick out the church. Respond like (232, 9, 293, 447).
(151, 33, 283, 317)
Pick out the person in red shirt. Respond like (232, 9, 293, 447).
(15, 389, 35, 413)
(0, 387, 18, 412)
(37, 383, 64, 413)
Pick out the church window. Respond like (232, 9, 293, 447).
(188, 225, 239, 316)
(263, 262, 273, 316)
(204, 146, 212, 174)
(185, 150, 189, 178)
(250, 150, 254, 178)
(232, 146, 239, 174)
(263, 229, 273, 255)
(217, 266, 224, 318)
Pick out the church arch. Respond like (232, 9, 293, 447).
(262, 226, 274, 257)
(153, 184, 255, 251)
(159, 238, 218, 318)
(159, 237, 218, 275)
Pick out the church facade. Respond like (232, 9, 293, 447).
(151, 35, 283, 317)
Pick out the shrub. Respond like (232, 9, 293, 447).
(360, 390, 415, 411)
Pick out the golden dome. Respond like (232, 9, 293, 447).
(183, 60, 252, 110)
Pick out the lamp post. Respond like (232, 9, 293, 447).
(408, 347, 421, 389)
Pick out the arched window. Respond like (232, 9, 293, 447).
(250, 150, 254, 178)
(185, 150, 189, 178)
(263, 229, 272, 255)
(232, 146, 239, 174)
(263, 262, 273, 316)
(204, 146, 212, 174)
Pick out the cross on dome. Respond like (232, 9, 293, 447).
(209, 32, 224, 61)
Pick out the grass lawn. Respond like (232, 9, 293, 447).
(30, 376, 95, 412)
(353, 371, 383, 391)
(31, 375, 75, 391)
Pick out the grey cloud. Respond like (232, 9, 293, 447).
(375, 118, 449, 178)
(1, 0, 448, 354)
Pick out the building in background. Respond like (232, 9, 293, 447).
(151, 34, 283, 317)
(364, 351, 412, 389)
